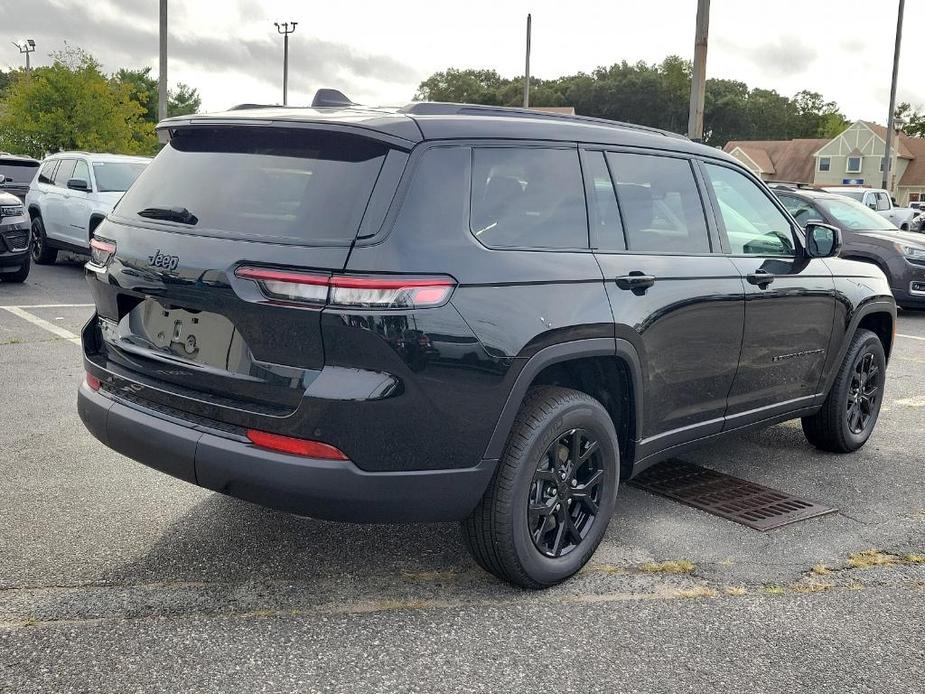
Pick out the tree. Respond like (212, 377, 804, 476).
(113, 67, 158, 122)
(413, 59, 853, 147)
(0, 46, 156, 157)
(168, 83, 201, 117)
(895, 102, 925, 139)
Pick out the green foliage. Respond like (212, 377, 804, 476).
(0, 46, 203, 158)
(414, 58, 854, 146)
(895, 102, 925, 138)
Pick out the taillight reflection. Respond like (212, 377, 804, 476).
(89, 237, 116, 267)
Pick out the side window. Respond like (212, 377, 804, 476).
(582, 151, 623, 250)
(38, 161, 59, 185)
(606, 152, 710, 253)
(875, 192, 890, 211)
(778, 195, 820, 228)
(72, 160, 91, 187)
(470, 147, 587, 249)
(703, 163, 795, 256)
(52, 159, 76, 187)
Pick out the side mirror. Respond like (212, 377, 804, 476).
(805, 222, 842, 259)
(867, 201, 877, 210)
(67, 178, 91, 192)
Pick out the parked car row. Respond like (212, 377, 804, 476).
(771, 185, 925, 309)
(821, 185, 923, 232)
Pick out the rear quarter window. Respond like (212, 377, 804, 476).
(115, 127, 391, 246)
(470, 147, 588, 249)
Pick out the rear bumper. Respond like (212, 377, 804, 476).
(77, 381, 496, 522)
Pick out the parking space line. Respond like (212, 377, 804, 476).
(0, 306, 82, 346)
(897, 333, 925, 342)
(0, 303, 94, 309)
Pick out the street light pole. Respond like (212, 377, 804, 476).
(12, 39, 35, 74)
(159, 0, 168, 122)
(523, 13, 531, 108)
(882, 0, 905, 192)
(687, 0, 710, 141)
(274, 21, 298, 106)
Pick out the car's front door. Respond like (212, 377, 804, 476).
(700, 162, 836, 427)
(62, 159, 93, 247)
(586, 149, 745, 453)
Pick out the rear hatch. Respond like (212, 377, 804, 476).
(85, 122, 410, 421)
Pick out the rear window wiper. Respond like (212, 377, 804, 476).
(137, 206, 199, 225)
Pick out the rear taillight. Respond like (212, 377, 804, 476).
(235, 266, 456, 309)
(85, 372, 101, 391)
(246, 429, 349, 460)
(89, 237, 116, 267)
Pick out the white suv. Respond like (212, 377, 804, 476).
(25, 152, 150, 264)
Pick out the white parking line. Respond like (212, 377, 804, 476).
(0, 303, 94, 309)
(0, 306, 82, 346)
(897, 333, 925, 342)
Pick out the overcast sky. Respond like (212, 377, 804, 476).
(3, 0, 923, 125)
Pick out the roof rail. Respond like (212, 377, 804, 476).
(398, 101, 684, 139)
(229, 103, 280, 111)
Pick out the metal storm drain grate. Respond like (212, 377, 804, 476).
(629, 459, 837, 531)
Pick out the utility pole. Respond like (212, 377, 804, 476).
(523, 13, 531, 108)
(274, 21, 297, 106)
(159, 0, 168, 121)
(12, 39, 35, 74)
(687, 0, 710, 141)
(882, 0, 905, 192)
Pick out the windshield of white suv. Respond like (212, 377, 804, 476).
(92, 161, 149, 192)
(818, 197, 897, 231)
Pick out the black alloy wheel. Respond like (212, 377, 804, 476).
(528, 428, 604, 558)
(846, 351, 880, 435)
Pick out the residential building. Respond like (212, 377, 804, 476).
(724, 120, 925, 205)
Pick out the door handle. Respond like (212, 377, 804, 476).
(746, 270, 774, 287)
(615, 272, 656, 294)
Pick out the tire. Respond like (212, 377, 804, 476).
(3, 254, 30, 283)
(30, 216, 57, 265)
(802, 329, 885, 453)
(462, 386, 620, 589)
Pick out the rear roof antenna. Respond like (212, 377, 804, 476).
(311, 89, 355, 108)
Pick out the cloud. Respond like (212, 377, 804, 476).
(716, 35, 817, 76)
(0, 0, 419, 105)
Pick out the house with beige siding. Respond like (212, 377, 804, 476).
(724, 121, 925, 205)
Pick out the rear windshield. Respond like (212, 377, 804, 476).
(92, 161, 148, 192)
(115, 127, 389, 245)
(0, 160, 40, 184)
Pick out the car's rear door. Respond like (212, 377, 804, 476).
(587, 148, 745, 454)
(699, 161, 836, 427)
(44, 158, 76, 242)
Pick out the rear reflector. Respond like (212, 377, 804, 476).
(86, 372, 101, 391)
(246, 429, 349, 460)
(235, 266, 455, 309)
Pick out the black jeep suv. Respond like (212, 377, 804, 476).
(78, 94, 896, 588)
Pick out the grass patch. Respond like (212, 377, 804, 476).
(847, 550, 898, 569)
(400, 570, 458, 583)
(582, 563, 627, 575)
(905, 554, 925, 564)
(640, 560, 696, 574)
(677, 586, 716, 599)
(761, 585, 786, 595)
(724, 586, 748, 596)
(810, 564, 832, 576)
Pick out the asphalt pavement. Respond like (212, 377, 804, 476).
(1, 261, 923, 693)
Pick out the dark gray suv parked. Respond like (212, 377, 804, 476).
(78, 94, 897, 588)
(774, 186, 925, 309)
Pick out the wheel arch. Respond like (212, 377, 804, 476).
(27, 203, 42, 220)
(823, 299, 896, 396)
(483, 338, 643, 479)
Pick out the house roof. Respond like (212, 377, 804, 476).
(724, 138, 828, 184)
(897, 135, 925, 186)
(862, 121, 914, 158)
